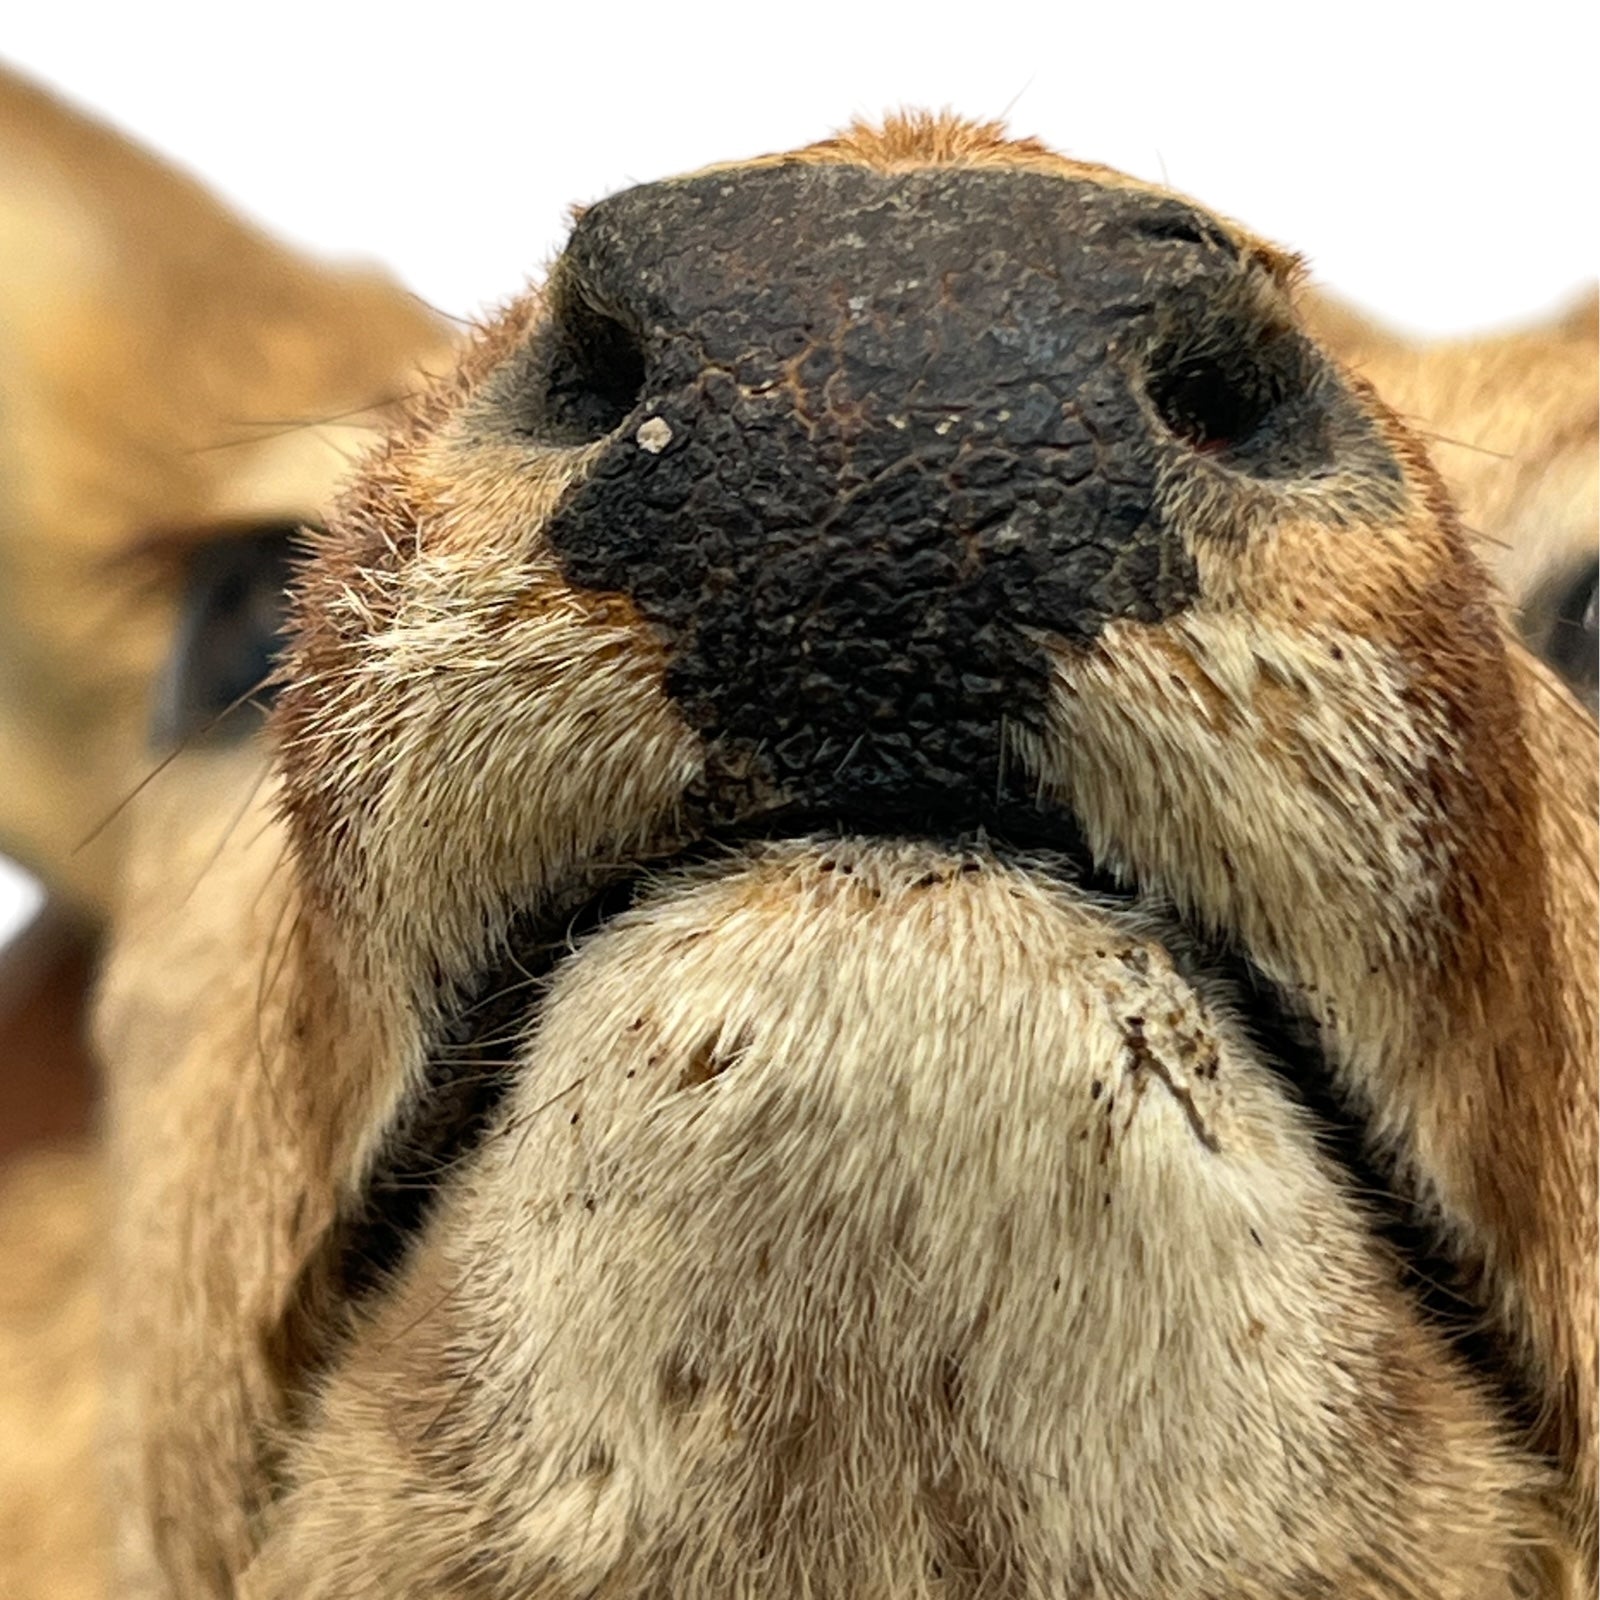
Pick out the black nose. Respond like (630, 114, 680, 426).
(530, 163, 1285, 828)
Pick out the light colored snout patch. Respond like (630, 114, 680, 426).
(248, 839, 1550, 1598)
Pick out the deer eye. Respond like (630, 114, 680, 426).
(1525, 554, 1599, 705)
(151, 523, 307, 749)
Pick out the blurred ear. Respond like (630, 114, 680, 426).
(1303, 287, 1598, 701)
(0, 66, 457, 916)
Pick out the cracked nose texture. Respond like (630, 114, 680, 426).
(538, 164, 1241, 825)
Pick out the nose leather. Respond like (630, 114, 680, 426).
(542, 164, 1235, 826)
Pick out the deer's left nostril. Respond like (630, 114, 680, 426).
(1130, 207, 1233, 255)
(1145, 350, 1267, 451)
(1142, 306, 1402, 489)
(1148, 351, 1276, 455)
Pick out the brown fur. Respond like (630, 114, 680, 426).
(1, 104, 1595, 1599)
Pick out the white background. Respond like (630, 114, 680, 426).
(0, 0, 1595, 947)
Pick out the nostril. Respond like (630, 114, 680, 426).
(1141, 317, 1393, 487)
(1147, 344, 1282, 457)
(543, 295, 648, 442)
(1131, 210, 1225, 252)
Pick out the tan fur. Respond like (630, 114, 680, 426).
(0, 66, 452, 915)
(1, 103, 1595, 1599)
(0, 1148, 104, 1600)
(249, 845, 1565, 1598)
(0, 65, 451, 1598)
(1304, 291, 1598, 675)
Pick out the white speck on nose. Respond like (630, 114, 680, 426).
(636, 416, 673, 453)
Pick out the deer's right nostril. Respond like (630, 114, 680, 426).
(542, 293, 648, 443)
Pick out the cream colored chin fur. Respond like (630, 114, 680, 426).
(247, 841, 1558, 1600)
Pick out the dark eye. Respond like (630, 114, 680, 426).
(1527, 554, 1599, 704)
(152, 523, 305, 749)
